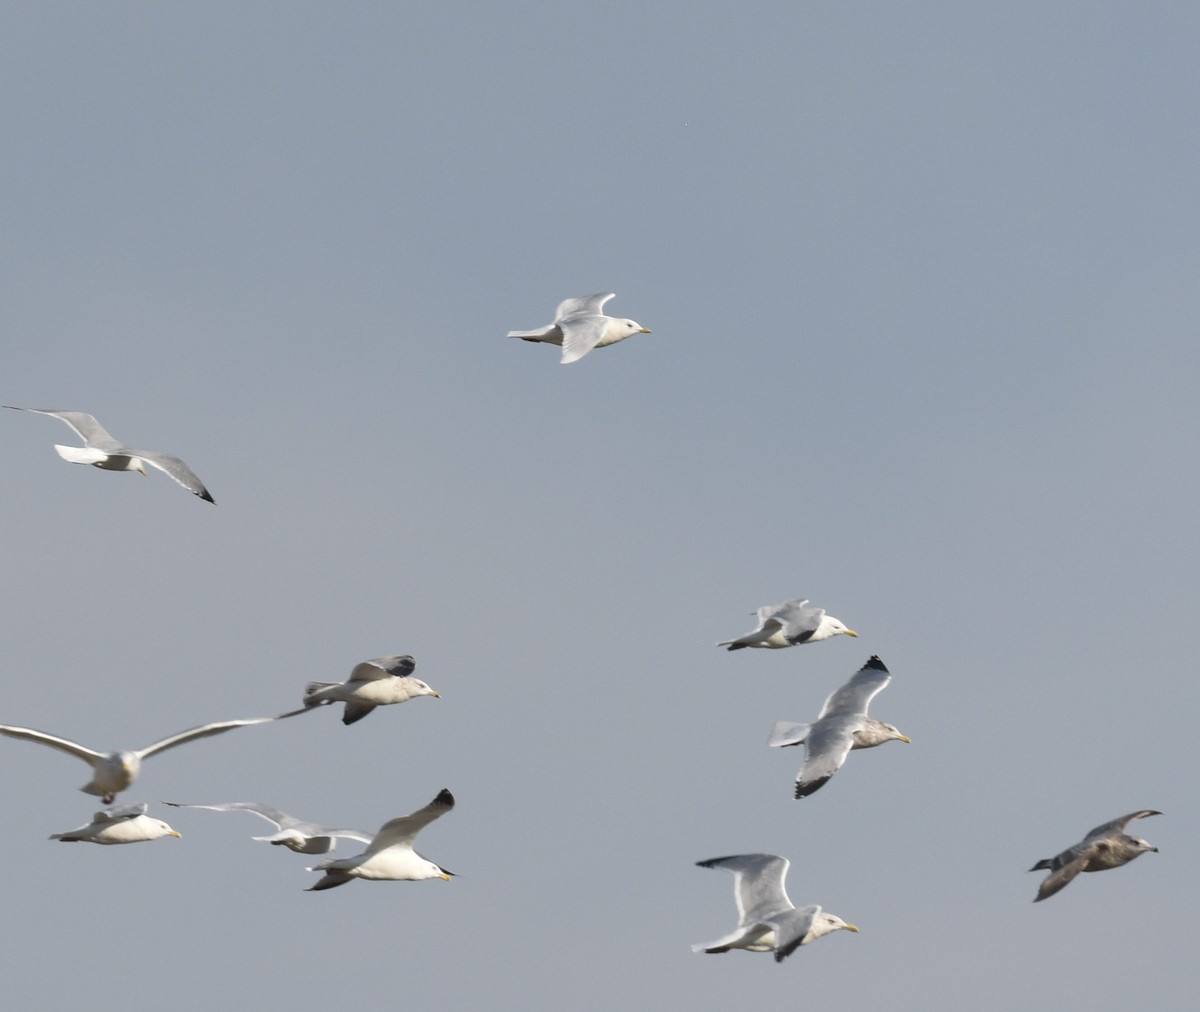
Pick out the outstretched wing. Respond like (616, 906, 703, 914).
(4, 406, 122, 450)
(365, 789, 455, 855)
(131, 450, 215, 503)
(818, 656, 891, 719)
(793, 720, 857, 798)
(136, 717, 275, 759)
(695, 854, 792, 926)
(0, 724, 105, 764)
(1034, 845, 1095, 901)
(161, 800, 295, 830)
(1084, 810, 1162, 841)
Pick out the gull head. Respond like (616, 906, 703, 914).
(410, 678, 440, 699)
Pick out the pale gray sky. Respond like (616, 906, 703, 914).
(2, 3, 1197, 1010)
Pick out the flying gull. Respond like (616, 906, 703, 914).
(50, 803, 181, 845)
(692, 854, 859, 963)
(719, 598, 857, 651)
(308, 788, 455, 891)
(507, 293, 651, 364)
(769, 655, 910, 798)
(1030, 810, 1161, 902)
(162, 800, 372, 854)
(300, 655, 440, 725)
(4, 406, 215, 503)
(0, 715, 284, 802)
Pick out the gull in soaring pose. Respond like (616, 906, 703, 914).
(4, 406, 215, 503)
(1030, 810, 1161, 902)
(308, 789, 455, 891)
(692, 853, 859, 963)
(162, 800, 372, 854)
(769, 655, 910, 798)
(0, 715, 282, 803)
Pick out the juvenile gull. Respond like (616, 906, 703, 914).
(301, 655, 440, 725)
(0, 716, 282, 803)
(769, 655, 910, 799)
(308, 789, 454, 891)
(162, 800, 372, 854)
(1030, 810, 1161, 902)
(4, 406, 215, 503)
(50, 803, 181, 845)
(719, 598, 857, 651)
(507, 293, 651, 364)
(693, 854, 858, 963)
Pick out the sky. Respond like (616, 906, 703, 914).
(2, 2, 1198, 1009)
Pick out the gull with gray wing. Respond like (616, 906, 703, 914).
(1030, 810, 1161, 902)
(692, 854, 858, 963)
(300, 654, 440, 725)
(719, 598, 857, 651)
(769, 655, 910, 799)
(4, 406, 215, 503)
(307, 789, 455, 891)
(162, 800, 372, 854)
(0, 715, 285, 803)
(50, 803, 181, 845)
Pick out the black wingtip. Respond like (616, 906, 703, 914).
(433, 788, 455, 808)
(199, 490, 216, 504)
(864, 655, 887, 671)
(725, 643, 746, 651)
(794, 777, 830, 799)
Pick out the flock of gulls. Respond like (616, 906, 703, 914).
(2, 299, 1163, 951)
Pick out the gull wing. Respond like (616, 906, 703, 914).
(793, 719, 857, 798)
(130, 449, 215, 503)
(162, 800, 296, 830)
(507, 323, 560, 340)
(773, 600, 825, 644)
(817, 656, 891, 719)
(0, 724, 105, 764)
(559, 316, 610, 364)
(364, 789, 455, 856)
(348, 655, 416, 683)
(134, 717, 275, 759)
(696, 854, 792, 926)
(102, 803, 149, 822)
(767, 721, 812, 748)
(1034, 845, 1095, 901)
(324, 828, 374, 844)
(4, 406, 122, 450)
(1084, 810, 1162, 841)
(554, 293, 614, 321)
(765, 905, 820, 962)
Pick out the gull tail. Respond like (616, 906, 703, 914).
(768, 721, 811, 748)
(303, 682, 340, 707)
(53, 444, 109, 465)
